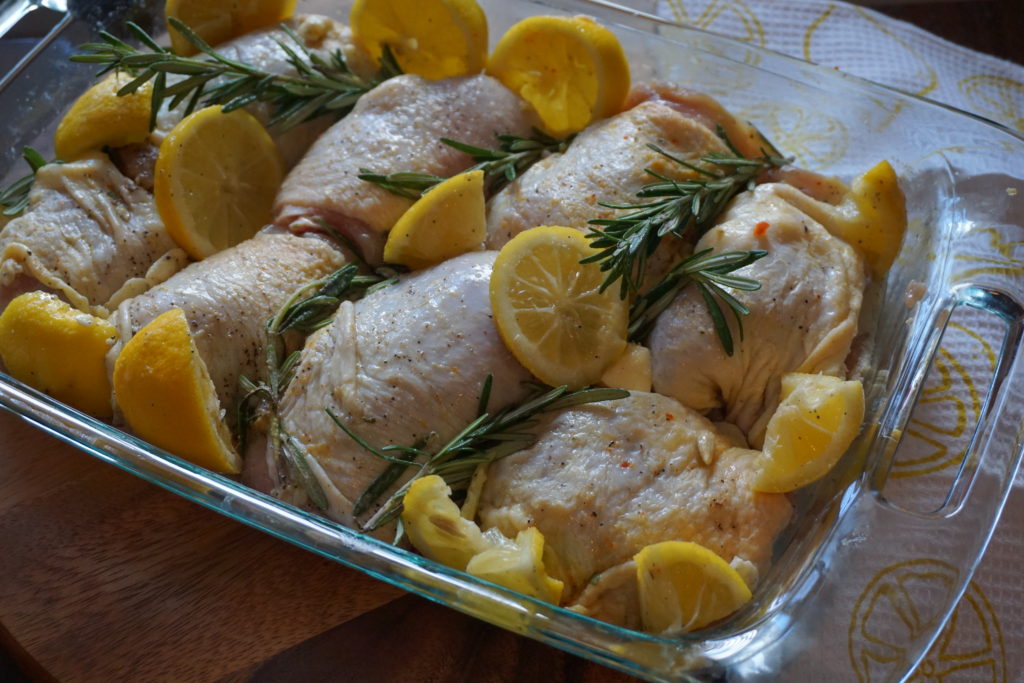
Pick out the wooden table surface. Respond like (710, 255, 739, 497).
(1, 2, 1020, 682)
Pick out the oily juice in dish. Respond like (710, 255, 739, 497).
(0, 0, 904, 642)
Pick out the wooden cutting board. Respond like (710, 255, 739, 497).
(0, 411, 633, 682)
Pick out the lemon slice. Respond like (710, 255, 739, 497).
(635, 541, 752, 634)
(466, 527, 564, 604)
(166, 0, 297, 55)
(154, 105, 283, 260)
(752, 373, 865, 493)
(838, 161, 907, 278)
(490, 226, 627, 389)
(486, 15, 630, 137)
(53, 73, 152, 161)
(0, 292, 118, 418)
(402, 475, 486, 571)
(350, 0, 487, 80)
(383, 170, 486, 269)
(112, 308, 241, 473)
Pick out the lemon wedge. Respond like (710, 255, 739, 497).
(490, 226, 627, 389)
(112, 308, 241, 473)
(166, 0, 297, 55)
(53, 73, 152, 161)
(600, 342, 652, 392)
(350, 0, 487, 80)
(486, 15, 630, 137)
(752, 373, 865, 493)
(635, 541, 752, 634)
(466, 527, 564, 604)
(839, 160, 907, 278)
(0, 292, 118, 418)
(383, 170, 486, 269)
(154, 105, 283, 260)
(402, 475, 487, 571)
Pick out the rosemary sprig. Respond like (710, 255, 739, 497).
(238, 261, 400, 509)
(72, 19, 401, 132)
(358, 129, 574, 199)
(328, 377, 629, 534)
(582, 127, 789, 298)
(627, 248, 768, 353)
(0, 148, 53, 217)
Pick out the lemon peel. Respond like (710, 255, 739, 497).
(350, 0, 487, 80)
(0, 291, 117, 417)
(600, 343, 652, 392)
(166, 0, 297, 55)
(53, 73, 153, 161)
(112, 308, 241, 473)
(467, 527, 565, 604)
(383, 170, 486, 269)
(635, 541, 752, 634)
(402, 475, 486, 571)
(752, 372, 865, 493)
(841, 160, 907, 278)
(486, 15, 630, 137)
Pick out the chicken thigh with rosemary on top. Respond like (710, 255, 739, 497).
(274, 74, 537, 263)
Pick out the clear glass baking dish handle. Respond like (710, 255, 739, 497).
(736, 284, 1024, 681)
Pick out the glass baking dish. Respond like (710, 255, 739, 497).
(1, 0, 1022, 679)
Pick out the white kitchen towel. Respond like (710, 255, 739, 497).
(655, 0, 1024, 133)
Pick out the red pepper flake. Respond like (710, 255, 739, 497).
(665, 413, 674, 420)
(754, 221, 770, 237)
(620, 461, 632, 468)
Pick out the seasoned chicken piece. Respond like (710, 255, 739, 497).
(274, 74, 535, 263)
(114, 14, 373, 186)
(623, 83, 767, 161)
(648, 183, 866, 445)
(109, 231, 347, 423)
(477, 391, 792, 611)
(0, 153, 186, 315)
(625, 82, 850, 203)
(273, 251, 532, 535)
(486, 99, 729, 248)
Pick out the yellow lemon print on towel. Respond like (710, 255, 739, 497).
(663, 0, 765, 46)
(848, 559, 1006, 682)
(742, 102, 847, 170)
(896, 339, 984, 479)
(954, 227, 1024, 282)
(958, 75, 1024, 133)
(804, 6, 937, 97)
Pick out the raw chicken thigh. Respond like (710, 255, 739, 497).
(273, 251, 533, 535)
(477, 391, 792, 621)
(649, 183, 866, 445)
(0, 154, 185, 315)
(486, 98, 729, 247)
(110, 231, 347, 422)
(274, 74, 535, 262)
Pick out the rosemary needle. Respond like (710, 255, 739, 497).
(582, 126, 789, 299)
(358, 129, 574, 199)
(0, 148, 54, 217)
(72, 19, 401, 132)
(627, 248, 768, 353)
